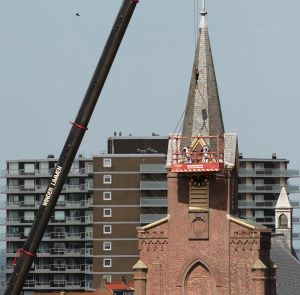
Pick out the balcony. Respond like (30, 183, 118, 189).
(41, 231, 92, 241)
(4, 183, 92, 194)
(22, 280, 89, 290)
(5, 199, 93, 210)
(239, 168, 299, 178)
(245, 216, 275, 224)
(238, 200, 276, 208)
(238, 184, 299, 193)
(140, 197, 167, 207)
(140, 213, 167, 224)
(293, 217, 300, 224)
(2, 168, 92, 177)
(140, 164, 166, 174)
(140, 181, 168, 190)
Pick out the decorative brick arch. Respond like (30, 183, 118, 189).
(177, 255, 223, 289)
(184, 262, 214, 295)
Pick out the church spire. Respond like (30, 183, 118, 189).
(181, 0, 224, 139)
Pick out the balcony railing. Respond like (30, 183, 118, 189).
(238, 200, 276, 208)
(238, 184, 299, 193)
(5, 199, 93, 209)
(4, 183, 93, 193)
(239, 168, 299, 178)
(140, 197, 167, 207)
(40, 231, 93, 240)
(2, 167, 92, 177)
(140, 164, 166, 174)
(245, 216, 275, 224)
(140, 181, 168, 190)
(21, 280, 90, 290)
(140, 213, 167, 224)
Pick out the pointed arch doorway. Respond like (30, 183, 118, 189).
(184, 262, 214, 295)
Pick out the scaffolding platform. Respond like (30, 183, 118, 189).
(170, 135, 224, 173)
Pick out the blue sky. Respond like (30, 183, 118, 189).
(0, 0, 300, 185)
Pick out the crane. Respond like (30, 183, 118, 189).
(4, 1, 139, 294)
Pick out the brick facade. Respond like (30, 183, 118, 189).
(135, 167, 276, 295)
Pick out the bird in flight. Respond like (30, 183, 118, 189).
(76, 13, 81, 16)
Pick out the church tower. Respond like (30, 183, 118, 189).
(275, 187, 293, 253)
(134, 2, 276, 294)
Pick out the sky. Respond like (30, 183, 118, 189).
(0, 0, 300, 191)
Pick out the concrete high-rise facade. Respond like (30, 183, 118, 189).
(3, 155, 94, 292)
(238, 153, 300, 256)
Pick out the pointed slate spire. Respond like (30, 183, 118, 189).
(181, 0, 224, 139)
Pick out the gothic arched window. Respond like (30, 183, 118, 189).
(279, 214, 288, 229)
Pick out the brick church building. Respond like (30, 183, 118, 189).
(133, 2, 277, 295)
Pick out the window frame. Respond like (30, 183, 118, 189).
(103, 225, 112, 234)
(103, 158, 112, 168)
(103, 258, 112, 268)
(103, 208, 112, 218)
(103, 241, 112, 251)
(103, 175, 112, 184)
(103, 192, 112, 201)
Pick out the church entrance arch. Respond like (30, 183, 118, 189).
(184, 261, 215, 295)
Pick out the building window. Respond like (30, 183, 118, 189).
(254, 179, 264, 186)
(103, 175, 112, 184)
(103, 225, 112, 234)
(255, 162, 264, 169)
(24, 211, 35, 221)
(103, 242, 112, 251)
(39, 162, 49, 173)
(279, 214, 288, 228)
(54, 227, 65, 238)
(103, 192, 112, 201)
(8, 195, 19, 204)
(103, 208, 112, 217)
(55, 211, 65, 221)
(57, 195, 65, 205)
(24, 195, 35, 206)
(24, 179, 35, 190)
(103, 258, 112, 268)
(69, 178, 80, 185)
(255, 210, 264, 218)
(103, 275, 112, 283)
(85, 178, 93, 190)
(24, 163, 35, 174)
(85, 162, 93, 173)
(70, 161, 79, 173)
(54, 274, 65, 286)
(103, 158, 112, 168)
(24, 227, 31, 237)
(8, 162, 19, 174)
(255, 195, 264, 202)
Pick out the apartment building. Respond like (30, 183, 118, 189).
(3, 155, 94, 292)
(92, 135, 168, 286)
(238, 153, 300, 255)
